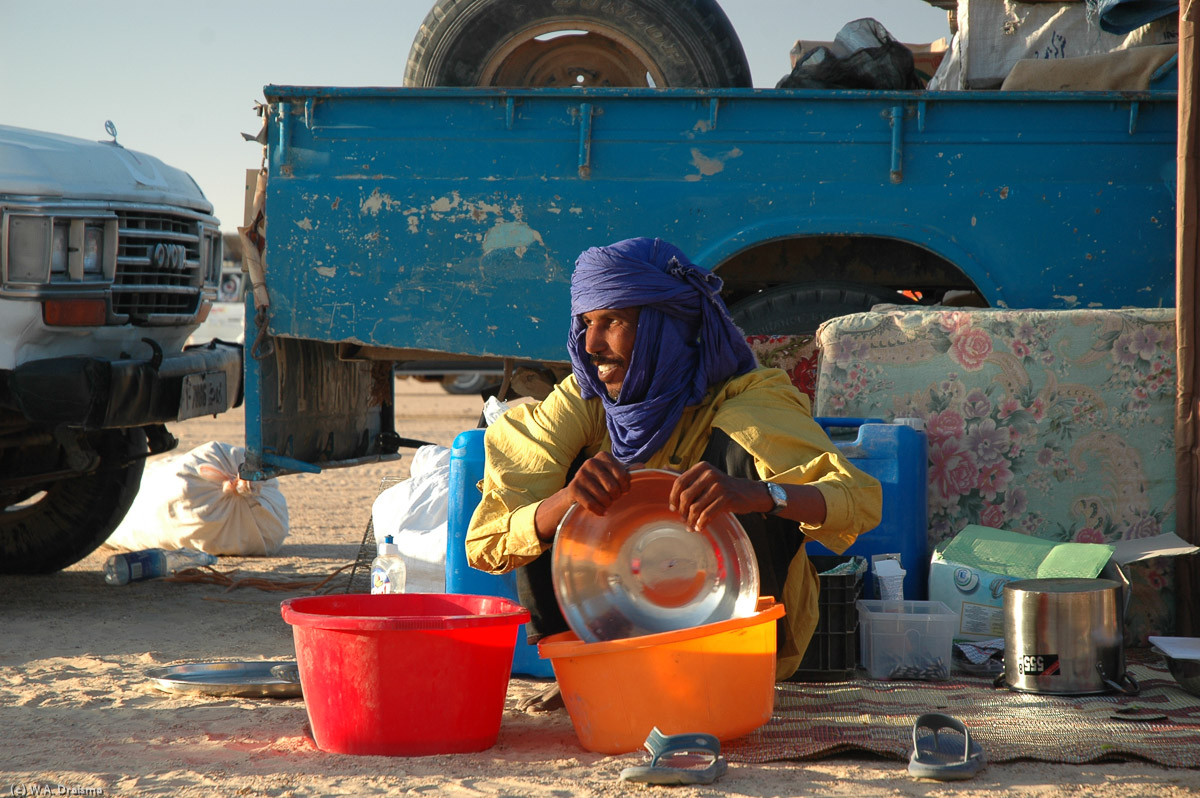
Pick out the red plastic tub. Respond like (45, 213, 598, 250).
(280, 593, 529, 756)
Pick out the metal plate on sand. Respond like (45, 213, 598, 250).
(146, 660, 302, 698)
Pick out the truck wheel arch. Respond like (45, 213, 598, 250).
(697, 227, 998, 321)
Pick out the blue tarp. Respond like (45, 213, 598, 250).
(1089, 0, 1178, 35)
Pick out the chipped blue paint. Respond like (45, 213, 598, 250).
(482, 221, 544, 256)
(684, 146, 743, 182)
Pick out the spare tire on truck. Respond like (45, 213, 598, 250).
(405, 0, 752, 88)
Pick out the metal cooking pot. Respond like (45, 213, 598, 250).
(1002, 577, 1138, 696)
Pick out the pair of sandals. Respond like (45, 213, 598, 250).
(618, 713, 985, 786)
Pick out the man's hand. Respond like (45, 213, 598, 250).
(564, 451, 634, 515)
(669, 462, 772, 531)
(534, 451, 637, 541)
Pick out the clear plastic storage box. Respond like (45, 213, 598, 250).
(857, 599, 956, 681)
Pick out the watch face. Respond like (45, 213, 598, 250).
(767, 482, 787, 507)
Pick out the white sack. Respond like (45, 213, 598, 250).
(371, 444, 451, 593)
(106, 441, 289, 556)
(483, 396, 510, 425)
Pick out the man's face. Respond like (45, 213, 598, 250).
(582, 306, 639, 400)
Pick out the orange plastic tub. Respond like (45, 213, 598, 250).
(537, 597, 785, 754)
(280, 593, 528, 756)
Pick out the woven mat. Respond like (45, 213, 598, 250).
(724, 651, 1200, 767)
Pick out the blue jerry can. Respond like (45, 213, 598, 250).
(446, 428, 555, 678)
(809, 419, 929, 601)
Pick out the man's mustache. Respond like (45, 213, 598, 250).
(590, 356, 623, 367)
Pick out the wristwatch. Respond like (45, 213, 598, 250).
(764, 481, 788, 515)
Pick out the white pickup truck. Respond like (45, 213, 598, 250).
(0, 124, 241, 573)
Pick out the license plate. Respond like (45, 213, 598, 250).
(179, 371, 228, 420)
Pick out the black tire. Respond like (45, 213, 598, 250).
(404, 0, 752, 88)
(0, 429, 147, 574)
(441, 373, 502, 395)
(729, 281, 914, 337)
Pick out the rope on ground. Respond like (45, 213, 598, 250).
(163, 563, 354, 594)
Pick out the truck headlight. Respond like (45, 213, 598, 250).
(6, 215, 51, 283)
(47, 219, 108, 280)
(83, 225, 104, 274)
(50, 222, 69, 275)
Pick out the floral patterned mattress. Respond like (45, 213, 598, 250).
(812, 307, 1178, 643)
(746, 334, 819, 401)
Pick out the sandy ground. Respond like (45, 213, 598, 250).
(3, 379, 1200, 797)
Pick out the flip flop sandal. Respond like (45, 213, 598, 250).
(908, 713, 986, 781)
(619, 727, 729, 786)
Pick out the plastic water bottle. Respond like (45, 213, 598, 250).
(370, 535, 406, 595)
(104, 547, 218, 586)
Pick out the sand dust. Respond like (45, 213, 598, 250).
(2, 379, 1198, 796)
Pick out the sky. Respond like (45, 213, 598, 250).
(1, 1, 951, 234)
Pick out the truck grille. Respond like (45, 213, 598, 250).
(112, 211, 202, 318)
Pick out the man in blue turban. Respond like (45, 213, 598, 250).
(467, 238, 880, 701)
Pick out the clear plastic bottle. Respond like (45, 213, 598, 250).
(370, 535, 406, 595)
(104, 547, 218, 586)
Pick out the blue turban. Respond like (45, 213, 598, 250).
(568, 237, 758, 464)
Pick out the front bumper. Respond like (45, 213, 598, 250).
(4, 341, 243, 429)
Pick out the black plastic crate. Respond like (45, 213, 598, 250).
(789, 555, 865, 681)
